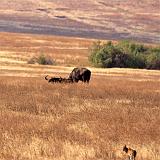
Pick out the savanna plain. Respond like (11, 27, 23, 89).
(0, 32, 160, 160)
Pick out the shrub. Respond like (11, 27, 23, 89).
(89, 41, 103, 67)
(146, 48, 160, 69)
(89, 41, 127, 68)
(27, 56, 38, 64)
(124, 53, 146, 68)
(89, 40, 160, 70)
(28, 54, 55, 65)
(117, 40, 148, 55)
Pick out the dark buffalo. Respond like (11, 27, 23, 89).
(69, 68, 91, 83)
(45, 75, 62, 83)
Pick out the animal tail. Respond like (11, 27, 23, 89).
(45, 75, 49, 80)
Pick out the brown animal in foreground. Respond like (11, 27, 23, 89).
(123, 145, 137, 160)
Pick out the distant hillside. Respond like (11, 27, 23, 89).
(0, 0, 160, 43)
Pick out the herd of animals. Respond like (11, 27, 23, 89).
(45, 67, 91, 84)
(45, 67, 137, 160)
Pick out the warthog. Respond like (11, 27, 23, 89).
(123, 145, 137, 160)
(60, 78, 73, 83)
(45, 76, 73, 84)
(69, 67, 91, 83)
(45, 75, 62, 83)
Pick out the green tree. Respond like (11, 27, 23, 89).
(89, 40, 159, 70)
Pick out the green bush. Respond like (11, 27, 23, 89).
(124, 53, 146, 69)
(117, 40, 148, 55)
(89, 41, 126, 68)
(89, 40, 160, 70)
(146, 48, 160, 69)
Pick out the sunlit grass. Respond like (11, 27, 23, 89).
(0, 73, 159, 160)
(0, 32, 94, 66)
(0, 32, 159, 159)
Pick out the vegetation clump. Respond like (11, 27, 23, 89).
(89, 40, 160, 70)
(28, 54, 55, 65)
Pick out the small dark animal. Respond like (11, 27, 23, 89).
(69, 67, 91, 83)
(45, 75, 62, 83)
(61, 78, 73, 83)
(123, 145, 137, 160)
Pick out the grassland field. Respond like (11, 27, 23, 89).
(0, 32, 160, 160)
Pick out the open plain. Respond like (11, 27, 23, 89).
(0, 32, 160, 160)
(0, 0, 160, 43)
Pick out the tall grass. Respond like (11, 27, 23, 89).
(0, 75, 160, 160)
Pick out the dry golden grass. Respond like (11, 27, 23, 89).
(0, 72, 160, 160)
(0, 32, 160, 160)
(0, 32, 94, 67)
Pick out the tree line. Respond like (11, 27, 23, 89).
(89, 40, 160, 70)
